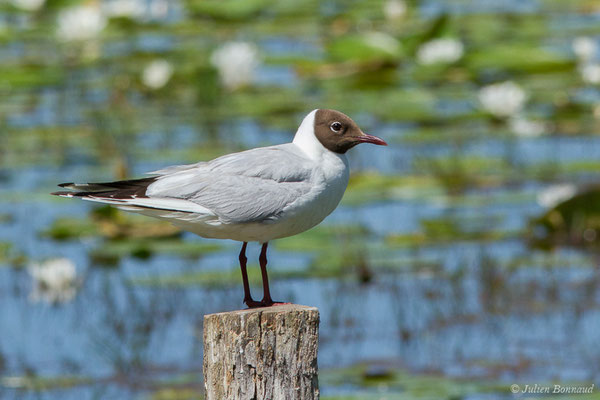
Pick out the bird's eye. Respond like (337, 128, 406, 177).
(330, 122, 343, 132)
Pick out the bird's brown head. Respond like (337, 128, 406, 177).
(313, 109, 387, 154)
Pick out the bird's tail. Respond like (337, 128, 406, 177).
(51, 177, 157, 200)
(51, 177, 210, 215)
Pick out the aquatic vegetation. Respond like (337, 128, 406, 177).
(43, 206, 220, 264)
(0, 64, 64, 89)
(129, 250, 433, 288)
(45, 206, 181, 241)
(0, 242, 14, 264)
(0, 241, 26, 268)
(320, 363, 503, 399)
(93, 237, 221, 262)
(466, 43, 574, 74)
(43, 217, 99, 240)
(417, 155, 511, 194)
(2, 0, 600, 397)
(328, 32, 402, 64)
(276, 225, 370, 252)
(131, 264, 273, 288)
(9, 0, 45, 12)
(146, 372, 203, 399)
(151, 387, 203, 400)
(343, 172, 442, 205)
(0, 375, 91, 391)
(526, 160, 600, 181)
(387, 215, 520, 247)
(528, 185, 600, 250)
(131, 225, 437, 288)
(185, 0, 273, 20)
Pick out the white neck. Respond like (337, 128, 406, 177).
(292, 109, 329, 160)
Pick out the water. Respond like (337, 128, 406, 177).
(1, 0, 600, 398)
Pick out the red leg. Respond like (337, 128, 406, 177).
(239, 242, 261, 308)
(259, 243, 290, 307)
(259, 242, 274, 306)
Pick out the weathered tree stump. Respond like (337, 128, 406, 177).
(203, 304, 320, 400)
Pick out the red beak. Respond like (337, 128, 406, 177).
(356, 133, 388, 146)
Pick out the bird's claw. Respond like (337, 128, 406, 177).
(244, 298, 289, 308)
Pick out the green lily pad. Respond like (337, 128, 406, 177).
(129, 263, 304, 288)
(276, 225, 369, 252)
(0, 64, 64, 88)
(44, 206, 182, 241)
(222, 88, 308, 123)
(328, 32, 403, 63)
(0, 375, 91, 391)
(43, 217, 99, 241)
(0, 242, 12, 264)
(343, 172, 443, 206)
(186, 0, 273, 20)
(417, 155, 510, 194)
(465, 44, 575, 74)
(320, 363, 507, 399)
(93, 238, 222, 262)
(151, 387, 204, 400)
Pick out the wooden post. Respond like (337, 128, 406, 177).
(203, 304, 320, 400)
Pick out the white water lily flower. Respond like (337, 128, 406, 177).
(210, 41, 259, 91)
(537, 184, 577, 209)
(28, 258, 78, 304)
(383, 0, 407, 20)
(417, 38, 464, 65)
(142, 59, 173, 89)
(509, 116, 546, 137)
(478, 81, 527, 118)
(579, 63, 600, 85)
(572, 36, 597, 62)
(56, 4, 107, 42)
(10, 0, 45, 11)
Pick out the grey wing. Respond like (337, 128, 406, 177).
(183, 175, 313, 223)
(146, 144, 316, 223)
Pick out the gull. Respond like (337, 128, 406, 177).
(52, 109, 387, 307)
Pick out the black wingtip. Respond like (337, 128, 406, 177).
(58, 182, 74, 188)
(51, 191, 72, 196)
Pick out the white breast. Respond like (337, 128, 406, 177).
(266, 150, 349, 240)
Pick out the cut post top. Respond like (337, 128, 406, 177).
(205, 303, 318, 318)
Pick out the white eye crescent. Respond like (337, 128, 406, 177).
(330, 122, 343, 132)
